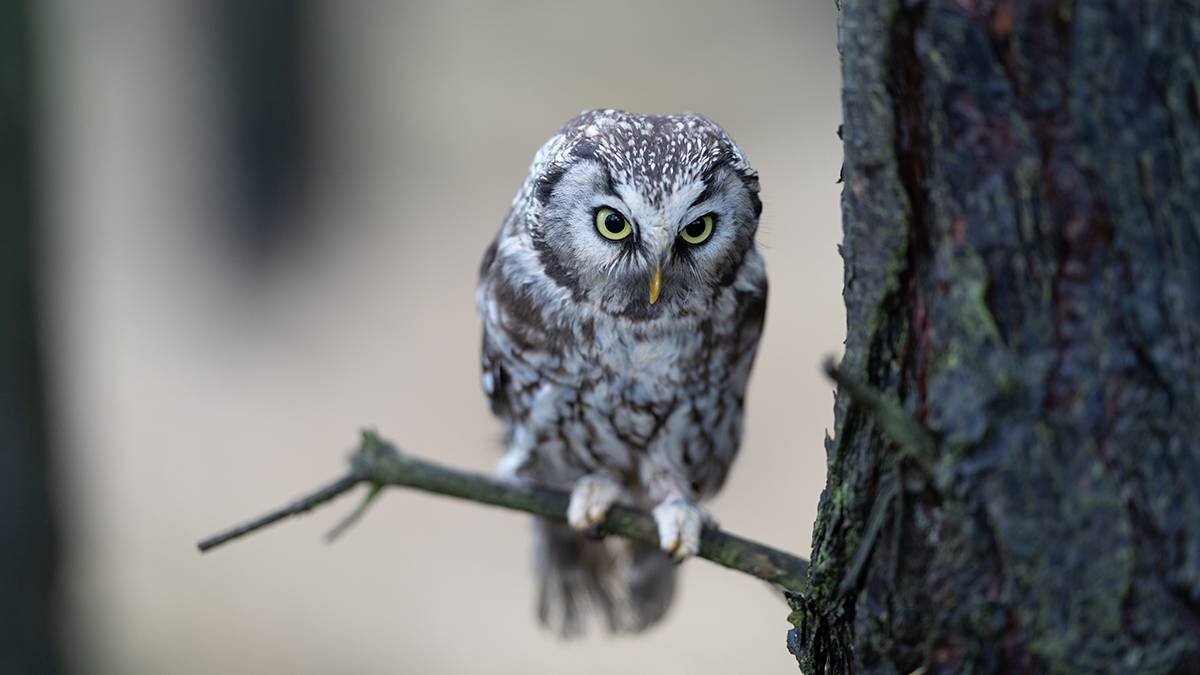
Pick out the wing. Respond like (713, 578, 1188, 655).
(477, 238, 512, 419)
(480, 326, 511, 418)
(687, 277, 768, 500)
(732, 279, 768, 388)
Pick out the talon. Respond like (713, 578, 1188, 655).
(665, 539, 681, 557)
(567, 474, 622, 533)
(653, 496, 704, 560)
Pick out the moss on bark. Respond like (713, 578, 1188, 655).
(792, 1, 1200, 672)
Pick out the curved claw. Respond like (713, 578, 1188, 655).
(653, 496, 705, 560)
(567, 474, 623, 533)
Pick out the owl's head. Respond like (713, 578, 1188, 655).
(520, 109, 762, 320)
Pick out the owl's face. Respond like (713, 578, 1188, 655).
(526, 110, 762, 320)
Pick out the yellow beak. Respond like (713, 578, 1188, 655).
(649, 263, 663, 304)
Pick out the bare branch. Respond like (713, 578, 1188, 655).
(823, 357, 938, 472)
(324, 482, 382, 543)
(197, 473, 361, 552)
(197, 429, 810, 594)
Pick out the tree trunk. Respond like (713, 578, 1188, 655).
(790, 1, 1200, 673)
(0, 2, 61, 673)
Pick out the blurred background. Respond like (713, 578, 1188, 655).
(7, 1, 843, 673)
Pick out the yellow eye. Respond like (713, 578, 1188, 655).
(595, 207, 633, 241)
(680, 214, 714, 244)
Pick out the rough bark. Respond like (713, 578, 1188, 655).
(791, 1, 1200, 673)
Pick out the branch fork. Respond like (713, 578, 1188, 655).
(198, 430, 811, 594)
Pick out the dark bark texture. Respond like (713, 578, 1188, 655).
(791, 1, 1200, 673)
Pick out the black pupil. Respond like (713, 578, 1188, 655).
(685, 219, 707, 237)
(604, 212, 625, 234)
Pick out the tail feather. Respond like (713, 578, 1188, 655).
(533, 520, 676, 637)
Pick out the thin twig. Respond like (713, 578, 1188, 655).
(324, 482, 383, 543)
(197, 473, 362, 552)
(823, 357, 937, 471)
(837, 472, 898, 596)
(197, 430, 811, 594)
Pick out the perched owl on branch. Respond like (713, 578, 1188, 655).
(477, 109, 766, 636)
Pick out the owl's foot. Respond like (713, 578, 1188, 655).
(567, 474, 622, 534)
(653, 496, 706, 560)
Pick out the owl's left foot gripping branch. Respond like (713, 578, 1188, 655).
(196, 429, 811, 595)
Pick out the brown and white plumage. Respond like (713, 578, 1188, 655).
(476, 109, 767, 636)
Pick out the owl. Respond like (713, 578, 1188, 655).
(476, 109, 767, 636)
